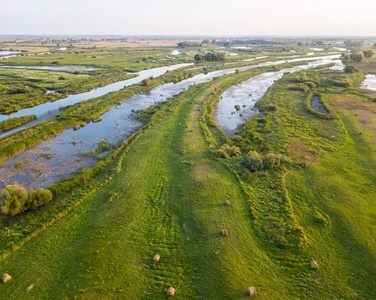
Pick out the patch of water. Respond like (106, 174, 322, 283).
(0, 65, 100, 71)
(311, 96, 329, 114)
(0, 50, 21, 56)
(0, 63, 193, 133)
(358, 74, 376, 91)
(333, 47, 347, 52)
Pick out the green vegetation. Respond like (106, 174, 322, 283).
(0, 115, 37, 133)
(194, 52, 225, 62)
(0, 184, 52, 216)
(1, 42, 376, 298)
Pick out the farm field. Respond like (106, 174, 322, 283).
(0, 38, 376, 299)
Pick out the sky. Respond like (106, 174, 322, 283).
(1, 0, 376, 36)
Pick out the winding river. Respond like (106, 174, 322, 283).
(0, 55, 343, 188)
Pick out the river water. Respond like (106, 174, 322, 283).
(0, 55, 343, 188)
(358, 74, 376, 91)
(215, 56, 344, 137)
(0, 63, 193, 136)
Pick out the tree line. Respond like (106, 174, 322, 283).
(194, 52, 225, 62)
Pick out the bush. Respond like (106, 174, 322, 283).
(350, 52, 363, 63)
(263, 153, 290, 168)
(243, 150, 263, 171)
(215, 144, 241, 158)
(0, 84, 5, 92)
(344, 65, 358, 74)
(0, 183, 28, 216)
(25, 188, 53, 210)
(59, 75, 67, 80)
(243, 151, 290, 172)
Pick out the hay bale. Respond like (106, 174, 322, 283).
(187, 236, 190, 241)
(310, 260, 319, 269)
(1, 274, 11, 283)
(153, 254, 160, 262)
(222, 229, 228, 236)
(27, 284, 34, 292)
(225, 200, 231, 206)
(178, 123, 181, 126)
(167, 287, 175, 296)
(247, 286, 257, 296)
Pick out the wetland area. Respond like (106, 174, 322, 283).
(1, 37, 376, 300)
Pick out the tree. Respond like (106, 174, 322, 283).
(344, 65, 358, 73)
(1, 183, 28, 216)
(194, 54, 202, 61)
(350, 52, 363, 62)
(26, 188, 53, 210)
(363, 50, 374, 58)
(373, 43, 376, 48)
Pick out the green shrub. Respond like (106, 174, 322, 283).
(234, 105, 240, 111)
(25, 188, 53, 210)
(14, 161, 25, 168)
(59, 75, 67, 80)
(215, 144, 241, 158)
(243, 151, 290, 172)
(262, 153, 290, 168)
(243, 150, 263, 171)
(344, 65, 358, 74)
(0, 183, 28, 216)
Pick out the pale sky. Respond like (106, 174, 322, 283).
(1, 0, 376, 36)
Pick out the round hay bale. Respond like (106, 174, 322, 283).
(153, 254, 160, 262)
(310, 260, 319, 269)
(222, 229, 228, 236)
(27, 284, 34, 292)
(1, 274, 11, 283)
(167, 286, 175, 296)
(247, 286, 257, 296)
(178, 123, 181, 126)
(187, 236, 190, 241)
(225, 200, 231, 206)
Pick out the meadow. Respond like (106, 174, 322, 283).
(0, 39, 376, 298)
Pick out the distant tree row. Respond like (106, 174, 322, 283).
(177, 42, 202, 48)
(342, 50, 374, 63)
(194, 52, 225, 62)
(344, 40, 364, 47)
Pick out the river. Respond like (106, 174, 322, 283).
(0, 55, 343, 188)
